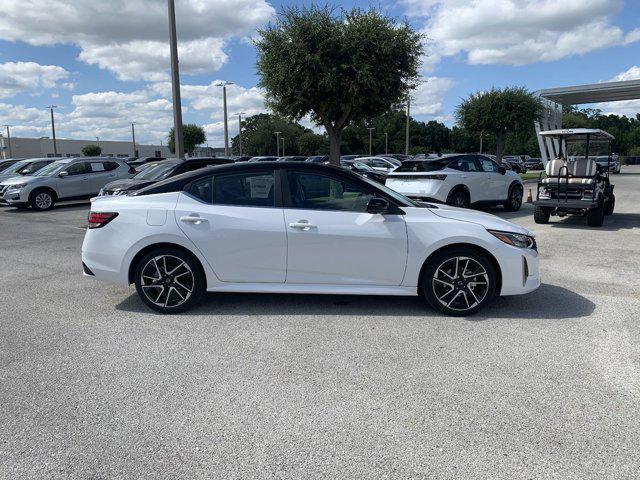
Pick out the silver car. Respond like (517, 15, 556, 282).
(0, 157, 133, 210)
(0, 158, 55, 185)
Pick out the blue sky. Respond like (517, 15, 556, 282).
(0, 0, 639, 147)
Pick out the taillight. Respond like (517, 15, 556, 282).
(88, 211, 118, 229)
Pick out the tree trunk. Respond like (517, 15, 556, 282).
(495, 132, 504, 162)
(328, 129, 341, 165)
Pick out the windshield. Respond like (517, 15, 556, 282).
(133, 161, 179, 180)
(32, 160, 69, 176)
(1, 159, 32, 174)
(394, 160, 449, 172)
(350, 162, 376, 172)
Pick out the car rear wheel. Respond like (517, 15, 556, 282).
(447, 189, 470, 208)
(29, 189, 56, 211)
(604, 194, 615, 216)
(134, 248, 206, 314)
(534, 206, 551, 224)
(422, 247, 496, 317)
(503, 185, 523, 212)
(587, 204, 605, 227)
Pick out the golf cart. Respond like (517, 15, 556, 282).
(534, 129, 615, 227)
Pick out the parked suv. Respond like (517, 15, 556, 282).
(0, 157, 133, 210)
(99, 157, 234, 196)
(385, 154, 524, 211)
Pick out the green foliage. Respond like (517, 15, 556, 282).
(81, 144, 102, 156)
(230, 113, 325, 156)
(168, 124, 206, 156)
(255, 5, 423, 163)
(455, 86, 542, 160)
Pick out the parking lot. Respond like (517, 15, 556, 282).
(1, 167, 639, 478)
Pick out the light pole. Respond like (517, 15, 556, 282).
(367, 127, 375, 155)
(274, 131, 281, 156)
(47, 105, 58, 156)
(215, 81, 234, 156)
(281, 137, 285, 156)
(233, 112, 245, 157)
(405, 97, 410, 156)
(384, 132, 388, 154)
(131, 122, 137, 157)
(3, 125, 12, 158)
(168, 0, 185, 159)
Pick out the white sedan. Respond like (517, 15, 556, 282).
(385, 154, 524, 211)
(82, 162, 540, 316)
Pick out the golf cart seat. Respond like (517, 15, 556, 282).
(540, 158, 567, 184)
(566, 157, 598, 184)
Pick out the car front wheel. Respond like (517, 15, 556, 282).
(134, 248, 206, 314)
(29, 189, 56, 211)
(422, 247, 496, 316)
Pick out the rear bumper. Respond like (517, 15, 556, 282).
(534, 199, 598, 209)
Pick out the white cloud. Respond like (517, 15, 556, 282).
(595, 66, 640, 117)
(0, 62, 70, 98)
(0, 0, 274, 81)
(403, 0, 640, 69)
(411, 76, 454, 116)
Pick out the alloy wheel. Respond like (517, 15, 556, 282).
(432, 256, 490, 312)
(510, 187, 522, 210)
(35, 193, 52, 210)
(140, 255, 194, 308)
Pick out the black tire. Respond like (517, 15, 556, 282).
(503, 184, 523, 212)
(29, 188, 56, 211)
(134, 247, 206, 314)
(604, 194, 615, 216)
(447, 189, 470, 208)
(587, 204, 605, 227)
(534, 205, 551, 224)
(422, 247, 496, 317)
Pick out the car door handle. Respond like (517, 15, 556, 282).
(180, 215, 208, 225)
(289, 221, 316, 230)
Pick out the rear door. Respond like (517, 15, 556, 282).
(175, 169, 287, 283)
(283, 170, 407, 285)
(448, 155, 488, 202)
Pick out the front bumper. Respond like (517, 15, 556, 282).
(0, 187, 28, 204)
(498, 245, 541, 296)
(534, 199, 598, 210)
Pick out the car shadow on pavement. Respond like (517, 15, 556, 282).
(546, 212, 640, 231)
(116, 283, 594, 321)
(3, 202, 89, 213)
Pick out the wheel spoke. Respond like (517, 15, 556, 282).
(174, 278, 193, 293)
(140, 254, 194, 308)
(446, 290, 463, 307)
(433, 277, 453, 288)
(466, 285, 480, 305)
(433, 256, 490, 312)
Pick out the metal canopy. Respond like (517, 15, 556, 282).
(539, 128, 615, 141)
(538, 79, 640, 105)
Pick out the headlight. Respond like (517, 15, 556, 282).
(488, 230, 536, 249)
(7, 183, 26, 190)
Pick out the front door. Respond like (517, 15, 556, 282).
(175, 171, 287, 283)
(283, 170, 407, 285)
(477, 155, 508, 201)
(57, 161, 92, 198)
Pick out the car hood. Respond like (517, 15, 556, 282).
(428, 204, 533, 236)
(103, 178, 155, 191)
(0, 175, 43, 186)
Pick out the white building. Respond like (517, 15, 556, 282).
(0, 136, 171, 160)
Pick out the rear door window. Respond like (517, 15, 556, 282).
(214, 172, 275, 207)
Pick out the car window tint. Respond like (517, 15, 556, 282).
(188, 177, 213, 204)
(214, 172, 275, 207)
(288, 171, 375, 212)
(66, 162, 88, 175)
(371, 159, 388, 168)
(102, 161, 119, 171)
(184, 162, 206, 172)
(448, 156, 479, 172)
(478, 157, 499, 172)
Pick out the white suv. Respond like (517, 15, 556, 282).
(385, 154, 524, 211)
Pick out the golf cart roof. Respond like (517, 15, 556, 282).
(538, 128, 614, 141)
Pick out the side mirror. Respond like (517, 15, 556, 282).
(498, 166, 506, 175)
(58, 171, 68, 178)
(366, 197, 390, 214)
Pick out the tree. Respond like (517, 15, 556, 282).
(255, 5, 423, 164)
(168, 124, 206, 156)
(230, 113, 324, 156)
(81, 144, 102, 156)
(455, 87, 542, 161)
(423, 120, 451, 153)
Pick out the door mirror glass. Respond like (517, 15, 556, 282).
(366, 197, 390, 214)
(58, 171, 68, 178)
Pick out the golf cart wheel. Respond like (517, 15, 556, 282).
(134, 247, 206, 314)
(422, 247, 496, 317)
(534, 206, 551, 224)
(503, 185, 523, 212)
(447, 189, 470, 209)
(587, 204, 605, 227)
(604, 194, 615, 216)
(29, 188, 56, 211)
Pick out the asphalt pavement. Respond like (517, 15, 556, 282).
(1, 167, 639, 479)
